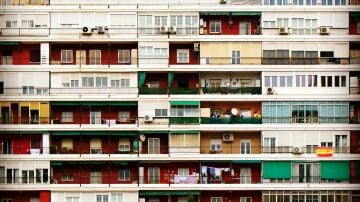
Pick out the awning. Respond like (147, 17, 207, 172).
(109, 102, 137, 106)
(0, 42, 19, 45)
(170, 101, 200, 106)
(51, 162, 62, 166)
(139, 131, 168, 134)
(262, 161, 291, 179)
(232, 12, 261, 16)
(111, 162, 128, 166)
(320, 161, 349, 180)
(171, 191, 200, 196)
(52, 131, 81, 136)
(233, 160, 261, 163)
(81, 102, 110, 106)
(200, 12, 230, 15)
(81, 131, 110, 136)
(138, 72, 146, 87)
(140, 191, 169, 196)
(51, 101, 80, 106)
(170, 130, 200, 134)
(350, 12, 360, 17)
(111, 131, 137, 136)
(81, 161, 105, 165)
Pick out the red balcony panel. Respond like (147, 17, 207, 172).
(108, 136, 137, 154)
(168, 162, 200, 175)
(108, 43, 137, 65)
(141, 133, 168, 155)
(201, 101, 262, 117)
(169, 43, 199, 65)
(141, 163, 171, 184)
(0, 43, 40, 65)
(201, 191, 262, 202)
(40, 191, 51, 202)
(0, 191, 42, 202)
(170, 73, 199, 88)
(0, 134, 42, 154)
(108, 163, 138, 184)
(145, 73, 168, 88)
(350, 131, 360, 154)
(51, 136, 81, 154)
(51, 44, 79, 65)
(201, 16, 259, 35)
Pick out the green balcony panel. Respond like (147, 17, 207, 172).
(263, 161, 291, 179)
(169, 88, 199, 95)
(169, 117, 199, 124)
(320, 161, 349, 181)
(170, 101, 200, 106)
(139, 87, 167, 94)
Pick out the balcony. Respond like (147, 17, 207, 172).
(138, 72, 168, 95)
(201, 117, 261, 124)
(169, 117, 199, 124)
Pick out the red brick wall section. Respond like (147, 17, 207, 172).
(171, 73, 199, 88)
(202, 15, 259, 35)
(169, 44, 200, 65)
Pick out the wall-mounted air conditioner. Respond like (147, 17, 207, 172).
(223, 133, 234, 142)
(144, 115, 153, 123)
(82, 27, 92, 35)
(160, 26, 168, 34)
(168, 26, 177, 34)
(319, 26, 329, 35)
(279, 27, 289, 35)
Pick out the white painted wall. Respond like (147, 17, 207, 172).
(262, 131, 350, 147)
(0, 72, 49, 88)
(0, 160, 50, 172)
(138, 100, 169, 117)
(138, 42, 169, 67)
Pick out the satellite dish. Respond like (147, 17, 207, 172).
(139, 134, 146, 142)
(231, 108, 238, 115)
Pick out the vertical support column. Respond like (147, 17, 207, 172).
(40, 43, 50, 65)
(42, 132, 50, 154)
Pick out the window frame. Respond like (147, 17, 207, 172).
(118, 168, 130, 181)
(61, 50, 73, 64)
(118, 49, 131, 64)
(61, 111, 73, 122)
(176, 49, 189, 63)
(209, 20, 221, 33)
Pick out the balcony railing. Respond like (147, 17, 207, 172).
(202, 87, 261, 94)
(138, 87, 168, 94)
(169, 117, 200, 124)
(201, 117, 262, 124)
(0, 116, 137, 125)
(169, 87, 200, 94)
(0, 177, 49, 184)
(262, 117, 350, 124)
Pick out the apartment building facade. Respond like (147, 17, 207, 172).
(0, 0, 360, 201)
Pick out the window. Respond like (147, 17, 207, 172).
(148, 199, 160, 202)
(1, 50, 12, 65)
(287, 76, 293, 87)
(240, 168, 251, 184)
(139, 46, 153, 57)
(209, 20, 221, 33)
(30, 50, 40, 63)
(5, 21, 17, 28)
(155, 109, 167, 117)
(292, 163, 319, 183)
(61, 172, 74, 181)
(277, 18, 289, 27)
(96, 195, 108, 202)
(61, 112, 73, 122)
(240, 21, 251, 35)
(148, 138, 160, 154)
(211, 197, 223, 202)
(22, 86, 35, 94)
(292, 51, 305, 64)
(177, 49, 189, 63)
(322, 0, 333, 5)
(95, 77, 107, 87)
(70, 80, 79, 87)
(263, 50, 276, 64)
(184, 15, 198, 34)
(118, 50, 130, 64)
(295, 75, 306, 87)
(335, 135, 347, 153)
(240, 139, 251, 154)
(66, 197, 79, 202)
(178, 168, 189, 176)
(89, 50, 101, 65)
(82, 77, 94, 87)
(154, 16, 168, 27)
(21, 20, 34, 28)
(263, 137, 276, 153)
(61, 138, 73, 149)
(170, 105, 199, 117)
(22, 170, 35, 184)
(320, 51, 334, 58)
(264, 76, 278, 87)
(154, 48, 167, 57)
(90, 171, 102, 184)
(263, 21, 276, 28)
(138, 15, 152, 28)
(0, 81, 3, 94)
(279, 76, 286, 87)
(148, 167, 160, 183)
(61, 50, 73, 63)
(240, 197, 251, 202)
(209, 79, 221, 87)
(232, 51, 240, 64)
(118, 138, 130, 152)
(291, 102, 319, 123)
(111, 80, 120, 87)
(210, 139, 222, 152)
(118, 111, 130, 122)
(308, 75, 318, 87)
(111, 193, 123, 202)
(334, 76, 347, 87)
(305, 19, 317, 35)
(118, 169, 130, 181)
(357, 22, 360, 33)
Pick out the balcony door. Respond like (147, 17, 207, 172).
(240, 168, 251, 184)
(1, 107, 9, 124)
(90, 138, 102, 154)
(90, 170, 102, 184)
(90, 110, 101, 124)
(239, 21, 251, 35)
(263, 137, 276, 153)
(1, 139, 12, 154)
(240, 139, 251, 154)
(76, 50, 86, 65)
(335, 135, 347, 153)
(148, 167, 160, 184)
(292, 163, 319, 183)
(148, 138, 160, 154)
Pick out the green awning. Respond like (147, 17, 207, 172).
(109, 102, 137, 106)
(52, 131, 81, 136)
(138, 72, 146, 87)
(111, 131, 137, 136)
(170, 130, 200, 134)
(81, 131, 110, 136)
(140, 191, 169, 196)
(51, 162, 62, 166)
(111, 162, 128, 166)
(170, 101, 200, 106)
(81, 102, 110, 106)
(81, 161, 105, 165)
(320, 161, 349, 180)
(0, 42, 19, 45)
(263, 161, 291, 179)
(51, 101, 80, 106)
(171, 191, 200, 196)
(350, 12, 360, 17)
(233, 160, 261, 163)
(139, 131, 168, 134)
(200, 12, 230, 15)
(168, 72, 174, 87)
(232, 12, 261, 16)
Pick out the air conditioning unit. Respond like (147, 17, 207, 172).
(223, 133, 234, 142)
(292, 147, 303, 154)
(279, 27, 289, 35)
(144, 114, 153, 123)
(194, 42, 200, 52)
(160, 26, 168, 34)
(97, 26, 106, 34)
(267, 87, 274, 95)
(82, 27, 92, 35)
(168, 26, 177, 34)
(319, 26, 329, 35)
